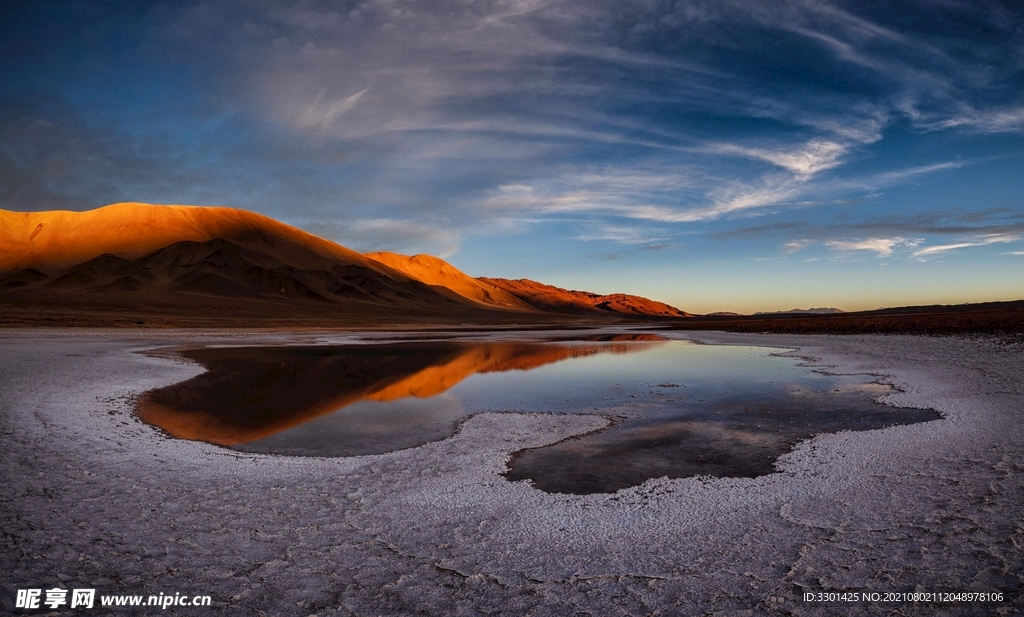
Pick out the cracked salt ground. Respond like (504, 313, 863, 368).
(1, 329, 1023, 616)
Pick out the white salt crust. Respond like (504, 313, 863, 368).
(1, 328, 1021, 616)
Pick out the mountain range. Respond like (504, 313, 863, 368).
(0, 203, 690, 326)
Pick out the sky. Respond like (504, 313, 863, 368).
(1, 0, 1023, 313)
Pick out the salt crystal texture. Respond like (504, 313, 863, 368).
(1, 328, 1021, 616)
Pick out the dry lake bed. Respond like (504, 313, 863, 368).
(1, 328, 1022, 616)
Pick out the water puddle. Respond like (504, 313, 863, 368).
(137, 334, 938, 493)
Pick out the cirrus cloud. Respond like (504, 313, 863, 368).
(825, 237, 923, 256)
(912, 234, 1021, 258)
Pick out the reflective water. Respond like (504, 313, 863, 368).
(137, 335, 938, 493)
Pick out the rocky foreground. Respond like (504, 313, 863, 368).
(1, 329, 1022, 616)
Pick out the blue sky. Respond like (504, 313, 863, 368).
(2, 0, 1022, 313)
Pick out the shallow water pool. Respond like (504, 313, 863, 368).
(137, 335, 938, 493)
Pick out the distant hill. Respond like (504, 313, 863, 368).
(673, 300, 1024, 335)
(0, 203, 691, 325)
(754, 308, 845, 315)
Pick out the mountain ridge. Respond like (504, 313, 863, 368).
(0, 203, 689, 324)
(364, 252, 533, 311)
(481, 277, 692, 317)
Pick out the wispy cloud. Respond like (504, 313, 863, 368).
(825, 237, 922, 256)
(295, 88, 369, 133)
(304, 218, 461, 258)
(912, 234, 1021, 258)
(696, 180, 805, 221)
(707, 139, 850, 179)
(783, 239, 813, 254)
(870, 161, 964, 185)
(915, 106, 1024, 134)
(3, 0, 1023, 307)
(574, 224, 671, 245)
(481, 168, 804, 225)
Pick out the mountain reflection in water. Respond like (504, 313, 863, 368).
(136, 334, 665, 451)
(137, 335, 939, 493)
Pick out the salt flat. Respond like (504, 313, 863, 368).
(1, 329, 1021, 616)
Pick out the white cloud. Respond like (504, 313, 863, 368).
(295, 88, 369, 132)
(709, 139, 848, 178)
(871, 161, 963, 185)
(912, 234, 1021, 257)
(825, 237, 922, 256)
(481, 168, 802, 224)
(496, 184, 535, 194)
(783, 239, 813, 253)
(920, 106, 1024, 134)
(698, 181, 802, 220)
(574, 224, 670, 244)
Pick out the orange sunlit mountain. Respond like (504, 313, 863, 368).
(482, 278, 692, 317)
(364, 251, 532, 311)
(1, 202, 388, 273)
(136, 336, 665, 445)
(0, 203, 690, 324)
